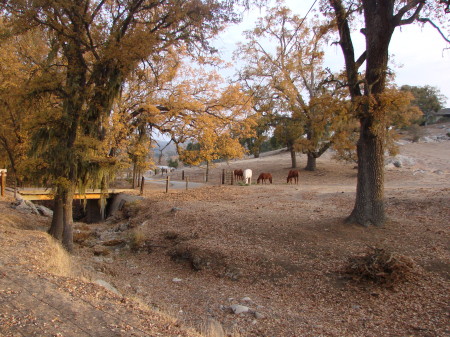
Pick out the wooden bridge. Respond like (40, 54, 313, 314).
(15, 188, 138, 223)
(17, 188, 135, 201)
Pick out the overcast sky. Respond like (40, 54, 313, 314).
(214, 1, 450, 106)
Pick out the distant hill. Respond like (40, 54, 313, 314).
(152, 140, 178, 160)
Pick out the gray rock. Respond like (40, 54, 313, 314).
(254, 312, 265, 319)
(231, 304, 249, 314)
(36, 205, 53, 217)
(107, 193, 143, 217)
(115, 223, 129, 232)
(13, 200, 39, 215)
(94, 279, 121, 296)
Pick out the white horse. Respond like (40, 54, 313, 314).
(243, 169, 252, 185)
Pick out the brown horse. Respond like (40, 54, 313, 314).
(287, 170, 299, 184)
(257, 172, 272, 184)
(234, 169, 243, 181)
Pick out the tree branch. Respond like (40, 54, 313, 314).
(418, 17, 450, 43)
(393, 0, 424, 27)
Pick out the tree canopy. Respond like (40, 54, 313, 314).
(0, 0, 240, 251)
(236, 4, 352, 170)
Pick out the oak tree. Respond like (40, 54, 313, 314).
(1, 0, 236, 251)
(236, 5, 351, 170)
(325, 0, 449, 226)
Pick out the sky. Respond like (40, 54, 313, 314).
(213, 1, 450, 106)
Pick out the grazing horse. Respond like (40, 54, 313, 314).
(243, 169, 252, 185)
(234, 169, 243, 181)
(287, 170, 299, 184)
(257, 172, 272, 184)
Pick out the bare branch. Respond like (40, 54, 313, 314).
(418, 17, 450, 44)
(393, 0, 424, 27)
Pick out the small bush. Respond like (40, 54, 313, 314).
(342, 247, 416, 286)
(407, 124, 425, 143)
(168, 158, 179, 169)
(129, 228, 146, 252)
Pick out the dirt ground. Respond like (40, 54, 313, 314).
(1, 123, 449, 337)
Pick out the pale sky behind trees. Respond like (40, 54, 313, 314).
(214, 0, 450, 106)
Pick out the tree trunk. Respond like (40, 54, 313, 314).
(62, 191, 74, 253)
(346, 116, 385, 226)
(305, 153, 316, 171)
(290, 148, 297, 168)
(206, 161, 210, 182)
(48, 195, 63, 240)
(132, 164, 136, 189)
(331, 0, 398, 226)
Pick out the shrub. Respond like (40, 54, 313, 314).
(168, 158, 179, 169)
(341, 247, 416, 286)
(129, 228, 146, 252)
(407, 124, 425, 142)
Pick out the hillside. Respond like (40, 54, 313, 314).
(1, 123, 449, 336)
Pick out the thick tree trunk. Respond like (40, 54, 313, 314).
(331, 0, 398, 226)
(305, 153, 316, 171)
(346, 117, 385, 226)
(48, 195, 63, 240)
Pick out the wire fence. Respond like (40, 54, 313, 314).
(139, 169, 239, 194)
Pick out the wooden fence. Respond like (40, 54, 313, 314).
(0, 169, 6, 197)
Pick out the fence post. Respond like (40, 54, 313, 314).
(186, 177, 189, 191)
(1, 170, 6, 197)
(182, 170, 185, 181)
(165, 176, 170, 193)
(140, 176, 145, 196)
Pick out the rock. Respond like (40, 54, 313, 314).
(241, 296, 252, 303)
(93, 246, 110, 256)
(172, 278, 182, 282)
(254, 312, 265, 319)
(94, 279, 121, 296)
(115, 223, 129, 232)
(204, 318, 225, 337)
(36, 205, 53, 217)
(13, 200, 39, 215)
(170, 207, 182, 213)
(102, 239, 125, 247)
(93, 256, 113, 264)
(231, 304, 249, 315)
(385, 155, 415, 168)
(107, 193, 144, 217)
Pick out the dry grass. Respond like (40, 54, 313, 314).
(128, 227, 147, 252)
(44, 236, 74, 277)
